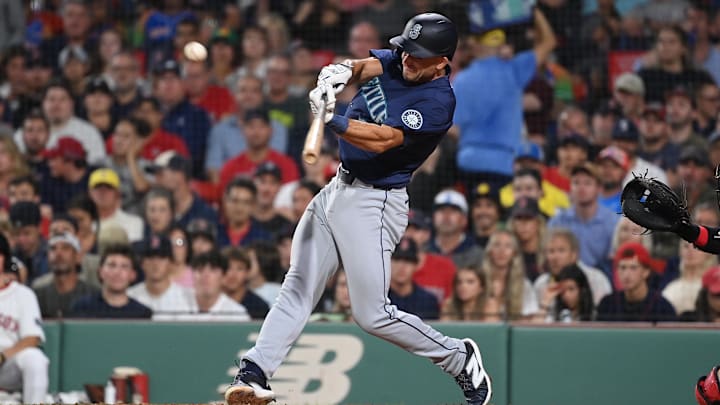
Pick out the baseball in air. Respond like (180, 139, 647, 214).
(183, 41, 207, 61)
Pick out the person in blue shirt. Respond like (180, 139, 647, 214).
(389, 237, 440, 320)
(226, 13, 491, 405)
(153, 59, 212, 179)
(452, 9, 556, 195)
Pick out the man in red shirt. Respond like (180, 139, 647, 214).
(115, 97, 190, 160)
(405, 209, 457, 305)
(184, 59, 236, 123)
(218, 109, 299, 192)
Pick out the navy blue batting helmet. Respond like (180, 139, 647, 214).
(390, 13, 458, 61)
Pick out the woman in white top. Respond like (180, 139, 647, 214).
(663, 240, 717, 313)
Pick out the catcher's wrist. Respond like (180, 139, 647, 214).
(327, 115, 349, 134)
(676, 222, 700, 244)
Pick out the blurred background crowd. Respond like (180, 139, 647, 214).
(0, 0, 720, 324)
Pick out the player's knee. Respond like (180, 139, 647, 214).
(352, 308, 389, 334)
(15, 347, 49, 372)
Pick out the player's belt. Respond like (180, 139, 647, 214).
(338, 166, 404, 190)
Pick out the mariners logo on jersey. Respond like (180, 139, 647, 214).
(360, 78, 388, 124)
(401, 109, 423, 130)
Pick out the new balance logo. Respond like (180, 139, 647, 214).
(465, 355, 483, 388)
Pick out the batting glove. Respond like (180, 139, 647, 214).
(309, 83, 336, 124)
(317, 63, 352, 94)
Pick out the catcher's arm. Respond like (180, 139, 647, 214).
(678, 223, 720, 254)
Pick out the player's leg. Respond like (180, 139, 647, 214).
(330, 185, 491, 404)
(226, 182, 341, 405)
(5, 347, 49, 404)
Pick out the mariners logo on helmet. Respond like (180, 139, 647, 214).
(409, 24, 423, 40)
(402, 109, 423, 130)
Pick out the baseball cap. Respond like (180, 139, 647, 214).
(89, 168, 120, 189)
(210, 27, 238, 46)
(510, 197, 541, 219)
(612, 118, 640, 142)
(85, 77, 112, 96)
(665, 85, 693, 102)
(139, 235, 173, 259)
(515, 142, 544, 162)
(58, 45, 89, 66)
(613, 241, 665, 273)
(150, 151, 193, 177)
(254, 161, 282, 181)
(392, 237, 419, 263)
(187, 218, 218, 242)
(9, 201, 41, 228)
(558, 134, 591, 153)
(408, 209, 431, 230)
(595, 99, 622, 117)
(43, 137, 87, 161)
(571, 162, 602, 182)
(48, 232, 81, 252)
(244, 108, 271, 124)
(679, 146, 711, 167)
(153, 59, 181, 76)
(597, 145, 631, 171)
(614, 72, 645, 96)
(471, 182, 501, 208)
(702, 266, 720, 294)
(433, 189, 468, 214)
(642, 103, 665, 120)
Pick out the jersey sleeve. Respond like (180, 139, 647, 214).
(19, 288, 45, 342)
(510, 50, 538, 88)
(385, 98, 454, 135)
(368, 49, 400, 74)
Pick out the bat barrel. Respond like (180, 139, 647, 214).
(302, 98, 327, 165)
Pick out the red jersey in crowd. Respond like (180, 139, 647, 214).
(413, 253, 457, 304)
(218, 149, 300, 192)
(544, 166, 570, 193)
(192, 86, 236, 123)
(106, 128, 190, 160)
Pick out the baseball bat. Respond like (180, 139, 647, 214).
(302, 97, 326, 165)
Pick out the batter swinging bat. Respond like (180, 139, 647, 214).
(302, 97, 326, 165)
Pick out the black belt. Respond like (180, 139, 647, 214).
(338, 166, 404, 190)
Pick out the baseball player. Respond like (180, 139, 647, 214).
(0, 233, 49, 404)
(696, 365, 720, 405)
(225, 13, 491, 405)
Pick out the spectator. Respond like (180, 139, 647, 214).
(481, 230, 538, 320)
(499, 144, 570, 218)
(187, 218, 217, 257)
(259, 13, 291, 56)
(292, 0, 351, 53)
(348, 21, 381, 60)
(131, 97, 190, 161)
(676, 146, 715, 212)
(252, 162, 292, 237)
(183, 59, 235, 123)
(172, 16, 200, 59)
(127, 236, 194, 314)
(288, 42, 317, 97)
(597, 242, 677, 322)
(453, 10, 556, 193)
(153, 59, 212, 179)
(14, 81, 105, 165)
(694, 82, 719, 137)
(290, 179, 321, 224)
(207, 28, 238, 87)
(9, 202, 47, 283)
(142, 188, 175, 239)
(167, 224, 193, 288)
(247, 240, 284, 306)
(507, 197, 546, 282)
(613, 72, 646, 124)
(206, 76, 288, 181)
(154, 153, 218, 228)
(59, 44, 91, 98)
(665, 86, 708, 150)
(679, 266, 720, 321)
(388, 237, 439, 320)
(545, 263, 595, 322)
(609, 216, 654, 278)
(108, 50, 145, 120)
(39, 0, 95, 66)
(274, 148, 334, 219)
(404, 209, 456, 305)
(0, 233, 49, 404)
(218, 178, 272, 248)
(102, 117, 154, 213)
(18, 111, 51, 173)
(66, 194, 99, 258)
(143, 3, 195, 72)
(663, 242, 717, 314)
(312, 270, 352, 322)
(227, 25, 270, 87)
(81, 77, 116, 138)
(0, 135, 30, 196)
(637, 25, 715, 104)
(352, 0, 411, 42)
(427, 189, 483, 269)
(71, 244, 152, 319)
(22, 56, 53, 114)
(440, 265, 489, 321)
(556, 106, 593, 143)
(0, 0, 23, 51)
(637, 103, 681, 183)
(468, 183, 502, 250)
(611, 117, 667, 184)
(685, 4, 720, 85)
(263, 53, 310, 164)
(596, 145, 631, 214)
(0, 46, 30, 128)
(33, 232, 96, 318)
(538, 227, 611, 306)
(8, 176, 49, 239)
(88, 168, 144, 242)
(222, 247, 270, 320)
(545, 135, 591, 193)
(96, 28, 123, 78)
(523, 73, 555, 147)
(589, 100, 620, 149)
(548, 163, 619, 276)
(37, 139, 93, 216)
(218, 108, 299, 192)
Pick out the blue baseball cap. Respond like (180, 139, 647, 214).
(515, 142, 544, 162)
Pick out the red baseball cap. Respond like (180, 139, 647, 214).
(598, 145, 631, 171)
(613, 242, 665, 273)
(43, 137, 86, 161)
(702, 266, 720, 294)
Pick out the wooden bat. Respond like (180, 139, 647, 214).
(302, 97, 326, 165)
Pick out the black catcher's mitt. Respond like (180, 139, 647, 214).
(621, 175, 690, 232)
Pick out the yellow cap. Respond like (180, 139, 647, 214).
(89, 168, 120, 189)
(479, 29, 506, 47)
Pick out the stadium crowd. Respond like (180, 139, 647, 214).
(0, 0, 720, 330)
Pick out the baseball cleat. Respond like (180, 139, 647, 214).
(225, 360, 275, 405)
(454, 338, 492, 405)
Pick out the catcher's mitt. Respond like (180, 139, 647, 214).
(621, 174, 690, 232)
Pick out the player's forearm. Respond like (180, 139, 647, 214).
(678, 223, 720, 254)
(343, 58, 383, 86)
(328, 116, 403, 153)
(2, 336, 41, 359)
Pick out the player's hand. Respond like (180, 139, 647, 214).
(309, 83, 336, 124)
(317, 63, 352, 94)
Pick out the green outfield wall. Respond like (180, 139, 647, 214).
(41, 321, 718, 405)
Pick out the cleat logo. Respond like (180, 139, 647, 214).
(465, 356, 482, 388)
